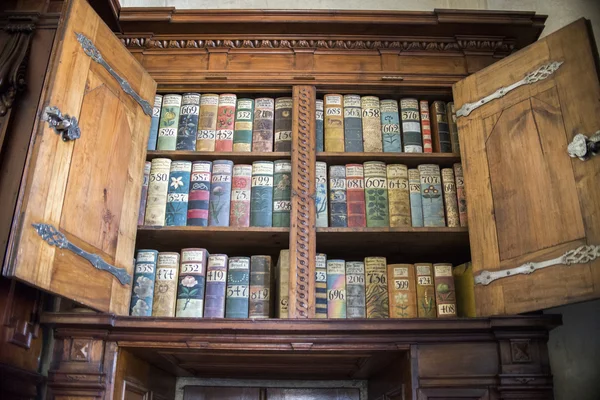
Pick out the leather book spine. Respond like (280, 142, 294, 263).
(229, 164, 252, 227)
(204, 254, 228, 318)
(387, 263, 417, 318)
(187, 161, 212, 227)
(274, 97, 293, 151)
(130, 249, 158, 316)
(419, 164, 445, 227)
(208, 160, 234, 227)
(430, 101, 451, 153)
(152, 252, 180, 317)
(137, 161, 151, 226)
(165, 161, 192, 226)
(408, 168, 424, 227)
(400, 98, 422, 153)
(144, 158, 172, 226)
(233, 98, 254, 152)
(176, 93, 200, 150)
(316, 99, 324, 152)
(441, 168, 460, 227)
(315, 161, 329, 228)
(157, 94, 182, 151)
(225, 257, 250, 318)
(276, 249, 290, 318)
(147, 94, 162, 150)
(361, 96, 382, 152)
(215, 94, 237, 151)
(252, 98, 275, 152)
(327, 259, 347, 319)
(324, 94, 344, 152)
(419, 100, 433, 153)
(453, 163, 468, 227)
(433, 263, 457, 318)
(250, 161, 274, 227)
(249, 255, 272, 318)
(415, 263, 436, 318)
(273, 160, 292, 227)
(387, 164, 410, 228)
(343, 94, 363, 152)
(447, 102, 460, 154)
(453, 262, 476, 317)
(346, 261, 366, 318)
(365, 257, 389, 318)
(364, 161, 389, 227)
(196, 94, 219, 151)
(315, 253, 328, 318)
(346, 164, 366, 228)
(381, 99, 401, 152)
(176, 248, 208, 318)
(329, 165, 347, 227)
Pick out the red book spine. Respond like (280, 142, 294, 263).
(229, 164, 252, 227)
(215, 94, 236, 151)
(346, 164, 366, 228)
(187, 161, 212, 226)
(419, 100, 433, 153)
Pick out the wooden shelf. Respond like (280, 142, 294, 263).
(147, 151, 291, 163)
(316, 152, 460, 168)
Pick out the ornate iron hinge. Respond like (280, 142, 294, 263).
(32, 223, 131, 285)
(474, 244, 600, 285)
(567, 131, 600, 161)
(456, 61, 563, 117)
(75, 32, 152, 116)
(42, 106, 80, 141)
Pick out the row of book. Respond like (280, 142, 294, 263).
(139, 159, 291, 227)
(317, 96, 459, 154)
(316, 162, 467, 228)
(147, 94, 293, 152)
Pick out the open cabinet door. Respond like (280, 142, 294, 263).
(453, 19, 600, 316)
(2, 0, 156, 314)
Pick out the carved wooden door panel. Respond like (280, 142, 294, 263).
(2, 0, 156, 314)
(453, 19, 600, 316)
(417, 388, 492, 400)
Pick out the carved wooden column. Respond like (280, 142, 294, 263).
(288, 85, 316, 318)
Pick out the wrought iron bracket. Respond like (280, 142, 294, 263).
(42, 106, 80, 141)
(567, 131, 600, 161)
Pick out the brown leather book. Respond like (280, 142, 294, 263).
(441, 168, 460, 227)
(274, 97, 293, 151)
(447, 102, 460, 154)
(453, 163, 468, 227)
(249, 255, 272, 318)
(252, 98, 275, 152)
(387, 263, 417, 318)
(430, 101, 451, 153)
(433, 263, 457, 318)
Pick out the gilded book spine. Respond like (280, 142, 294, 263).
(419, 164, 445, 227)
(229, 164, 252, 227)
(225, 257, 250, 318)
(343, 94, 363, 152)
(147, 94, 162, 150)
(252, 98, 275, 152)
(165, 161, 192, 226)
(250, 161, 274, 227)
(400, 98, 422, 152)
(364, 161, 389, 228)
(408, 169, 423, 227)
(215, 94, 237, 152)
(315, 254, 328, 318)
(387, 164, 410, 228)
(430, 101, 451, 153)
(187, 161, 212, 226)
(324, 94, 344, 152)
(316, 100, 324, 152)
(346, 261, 366, 318)
(453, 163, 468, 227)
(433, 263, 457, 318)
(130, 249, 158, 316)
(387, 263, 417, 318)
(276, 249, 290, 318)
(176, 248, 207, 318)
(157, 94, 182, 151)
(176, 93, 200, 150)
(419, 100, 433, 153)
(380, 99, 401, 152)
(365, 257, 389, 318)
(361, 96, 382, 152)
(441, 168, 460, 227)
(144, 158, 172, 226)
(137, 161, 151, 226)
(208, 160, 233, 227)
(447, 102, 460, 154)
(152, 252, 179, 317)
(249, 255, 272, 318)
(274, 97, 293, 151)
(346, 164, 366, 228)
(327, 259, 346, 319)
(204, 254, 228, 318)
(273, 160, 292, 227)
(415, 263, 436, 318)
(196, 94, 219, 151)
(315, 162, 329, 228)
(329, 165, 347, 227)
(233, 98, 254, 151)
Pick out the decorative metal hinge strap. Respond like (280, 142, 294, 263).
(32, 223, 131, 285)
(475, 244, 600, 285)
(456, 61, 563, 117)
(42, 106, 80, 141)
(75, 32, 152, 116)
(567, 131, 600, 161)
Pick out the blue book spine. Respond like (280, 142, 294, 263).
(187, 161, 212, 227)
(316, 100, 324, 152)
(329, 165, 347, 227)
(204, 255, 228, 318)
(176, 93, 200, 150)
(315, 161, 328, 227)
(250, 161, 274, 227)
(130, 249, 158, 316)
(208, 160, 234, 227)
(225, 257, 250, 318)
(408, 169, 424, 227)
(147, 95, 162, 150)
(381, 99, 402, 152)
(343, 95, 364, 152)
(165, 161, 192, 226)
(419, 164, 445, 227)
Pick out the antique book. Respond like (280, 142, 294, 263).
(346, 164, 366, 228)
(274, 97, 293, 151)
(144, 158, 172, 226)
(453, 262, 476, 317)
(343, 94, 363, 152)
(419, 100, 433, 153)
(315, 99, 324, 152)
(387, 263, 417, 318)
(453, 163, 468, 227)
(249, 255, 272, 318)
(176, 248, 208, 318)
(433, 263, 457, 318)
(364, 161, 389, 227)
(380, 99, 401, 152)
(204, 254, 228, 318)
(276, 249, 290, 318)
(187, 161, 212, 227)
(365, 257, 389, 318)
(156, 94, 182, 151)
(361, 96, 383, 152)
(225, 257, 251, 318)
(346, 261, 366, 318)
(273, 160, 292, 227)
(137, 161, 151, 226)
(419, 164, 445, 227)
(250, 161, 274, 227)
(147, 94, 162, 150)
(252, 97, 275, 152)
(152, 252, 180, 317)
(165, 160, 192, 226)
(196, 93, 219, 151)
(229, 164, 252, 227)
(324, 94, 344, 152)
(327, 259, 347, 319)
(415, 263, 436, 318)
(315, 161, 329, 228)
(447, 102, 460, 154)
(315, 253, 328, 319)
(208, 160, 234, 227)
(430, 101, 452, 153)
(176, 93, 200, 150)
(441, 168, 460, 227)
(387, 164, 411, 227)
(232, 98, 254, 152)
(408, 168, 424, 227)
(215, 94, 237, 151)
(329, 165, 347, 227)
(400, 98, 423, 153)
(130, 249, 158, 316)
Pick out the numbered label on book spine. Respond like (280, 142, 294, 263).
(361, 96, 382, 152)
(252, 98, 275, 152)
(188, 161, 212, 226)
(408, 169, 424, 227)
(364, 161, 389, 227)
(176, 93, 200, 150)
(273, 160, 292, 227)
(233, 99, 254, 152)
(204, 254, 228, 318)
(315, 162, 329, 228)
(152, 252, 180, 317)
(225, 257, 250, 318)
(215, 94, 236, 151)
(176, 248, 207, 318)
(419, 100, 433, 153)
(387, 264, 417, 318)
(130, 250, 158, 316)
(346, 261, 366, 318)
(250, 161, 274, 227)
(147, 94, 162, 150)
(197, 94, 219, 151)
(157, 94, 182, 151)
(315, 253, 328, 319)
(316, 100, 324, 152)
(329, 165, 347, 227)
(165, 161, 191, 226)
(381, 99, 401, 152)
(431, 101, 451, 153)
(433, 263, 456, 317)
(400, 98, 422, 152)
(229, 164, 252, 227)
(274, 97, 293, 151)
(441, 168, 459, 227)
(138, 162, 151, 226)
(365, 257, 389, 318)
(327, 260, 346, 319)
(346, 164, 366, 228)
(276, 250, 290, 318)
(419, 164, 445, 227)
(208, 160, 233, 227)
(145, 158, 172, 226)
(250, 256, 272, 318)
(453, 163, 467, 227)
(415, 263, 436, 318)
(324, 94, 344, 152)
(343, 95, 363, 152)
(447, 102, 460, 154)
(387, 164, 410, 228)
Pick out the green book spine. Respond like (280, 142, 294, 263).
(343, 94, 363, 152)
(250, 161, 274, 227)
(419, 164, 445, 227)
(233, 98, 254, 152)
(364, 161, 389, 227)
(315, 253, 328, 319)
(225, 257, 250, 318)
(157, 94, 182, 151)
(273, 160, 292, 227)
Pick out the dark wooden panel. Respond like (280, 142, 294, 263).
(184, 386, 260, 400)
(114, 348, 176, 400)
(267, 388, 360, 400)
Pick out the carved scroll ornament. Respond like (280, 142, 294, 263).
(0, 22, 35, 116)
